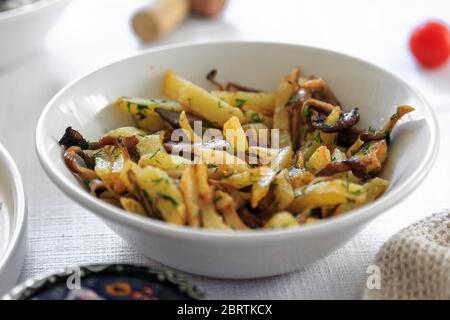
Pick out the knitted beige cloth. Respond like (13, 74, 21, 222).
(364, 211, 450, 300)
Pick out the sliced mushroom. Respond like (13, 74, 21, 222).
(301, 98, 337, 117)
(317, 140, 388, 179)
(88, 179, 119, 201)
(238, 208, 264, 229)
(299, 79, 340, 106)
(59, 127, 139, 151)
(360, 106, 415, 144)
(337, 127, 361, 147)
(90, 135, 139, 150)
(206, 69, 261, 93)
(127, 170, 158, 219)
(286, 88, 312, 150)
(311, 108, 360, 133)
(154, 108, 212, 129)
(316, 160, 369, 180)
(63, 146, 98, 181)
(59, 127, 90, 150)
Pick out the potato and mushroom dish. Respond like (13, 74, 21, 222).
(59, 68, 414, 230)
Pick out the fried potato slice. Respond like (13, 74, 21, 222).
(214, 190, 248, 230)
(273, 69, 298, 148)
(350, 140, 388, 173)
(306, 145, 331, 173)
(221, 167, 268, 189)
(120, 197, 146, 217)
(180, 166, 201, 227)
(194, 164, 230, 230)
(196, 147, 249, 176)
(210, 91, 275, 116)
(196, 163, 213, 202)
(251, 167, 276, 208)
(139, 151, 191, 171)
(200, 201, 231, 230)
(105, 126, 147, 138)
(334, 177, 388, 215)
(116, 98, 182, 132)
(332, 148, 347, 162)
(264, 212, 299, 229)
(94, 146, 126, 193)
(119, 160, 141, 192)
(273, 169, 295, 211)
(223, 116, 248, 155)
(250, 147, 294, 208)
(288, 168, 315, 188)
(136, 134, 166, 157)
(135, 166, 186, 225)
(164, 70, 244, 127)
(288, 179, 366, 212)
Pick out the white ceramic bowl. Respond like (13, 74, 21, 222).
(0, 143, 27, 295)
(36, 42, 439, 279)
(0, 0, 69, 68)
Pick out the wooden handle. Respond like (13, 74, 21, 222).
(132, 0, 191, 42)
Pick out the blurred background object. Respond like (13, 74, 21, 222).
(132, 0, 226, 42)
(0, 0, 69, 68)
(410, 20, 450, 69)
(0, 0, 38, 12)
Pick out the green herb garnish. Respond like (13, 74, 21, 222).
(157, 192, 179, 207)
(149, 148, 161, 160)
(250, 112, 263, 123)
(235, 99, 247, 109)
(286, 91, 304, 107)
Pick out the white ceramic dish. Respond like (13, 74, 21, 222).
(36, 42, 439, 279)
(0, 143, 27, 295)
(0, 0, 69, 68)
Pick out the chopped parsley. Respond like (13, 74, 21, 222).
(250, 112, 263, 124)
(235, 99, 247, 109)
(156, 192, 179, 207)
(152, 178, 166, 185)
(312, 132, 323, 144)
(349, 189, 364, 196)
(136, 104, 149, 120)
(148, 148, 161, 160)
(303, 106, 311, 119)
(360, 143, 371, 155)
(286, 91, 304, 107)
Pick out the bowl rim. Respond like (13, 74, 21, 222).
(0, 0, 67, 21)
(35, 40, 440, 242)
(0, 143, 27, 280)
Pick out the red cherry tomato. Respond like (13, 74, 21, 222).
(410, 21, 450, 69)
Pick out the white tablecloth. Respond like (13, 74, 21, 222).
(0, 0, 449, 299)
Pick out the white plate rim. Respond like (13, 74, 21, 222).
(0, 143, 27, 293)
(35, 40, 440, 241)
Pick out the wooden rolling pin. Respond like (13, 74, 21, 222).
(133, 0, 226, 42)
